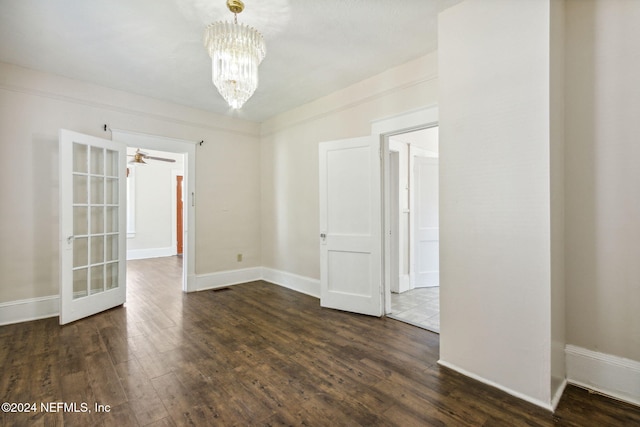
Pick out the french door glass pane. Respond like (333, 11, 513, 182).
(106, 207, 118, 233)
(91, 176, 104, 204)
(91, 206, 104, 234)
(73, 175, 88, 204)
(106, 149, 118, 176)
(106, 234, 118, 262)
(106, 178, 118, 204)
(90, 146, 104, 175)
(70, 141, 121, 302)
(73, 143, 88, 173)
(106, 263, 119, 290)
(73, 207, 88, 235)
(73, 237, 88, 268)
(90, 265, 104, 295)
(90, 235, 104, 265)
(73, 268, 88, 299)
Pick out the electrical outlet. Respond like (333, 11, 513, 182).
(237, 253, 243, 262)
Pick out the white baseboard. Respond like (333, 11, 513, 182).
(195, 267, 320, 298)
(550, 378, 568, 411)
(437, 359, 553, 412)
(566, 344, 640, 407)
(0, 267, 318, 325)
(195, 267, 262, 291)
(127, 246, 175, 260)
(261, 268, 320, 298)
(0, 295, 59, 326)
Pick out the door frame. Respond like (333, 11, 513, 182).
(111, 129, 197, 292)
(174, 173, 184, 255)
(388, 148, 400, 294)
(372, 106, 439, 314)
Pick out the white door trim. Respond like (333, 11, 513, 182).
(111, 129, 197, 292)
(374, 106, 439, 314)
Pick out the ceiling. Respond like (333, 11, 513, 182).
(0, 0, 461, 122)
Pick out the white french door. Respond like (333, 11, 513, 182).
(59, 129, 127, 325)
(319, 136, 382, 316)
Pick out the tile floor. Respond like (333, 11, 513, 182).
(388, 287, 440, 333)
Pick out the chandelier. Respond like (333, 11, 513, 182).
(203, 0, 266, 109)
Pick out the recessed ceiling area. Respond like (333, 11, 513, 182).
(0, 0, 462, 122)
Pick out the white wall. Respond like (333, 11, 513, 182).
(0, 61, 261, 304)
(438, 0, 562, 408)
(565, 0, 640, 364)
(260, 54, 438, 286)
(126, 148, 184, 259)
(549, 0, 566, 402)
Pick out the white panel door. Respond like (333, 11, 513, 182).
(59, 129, 127, 325)
(413, 156, 439, 287)
(319, 136, 382, 316)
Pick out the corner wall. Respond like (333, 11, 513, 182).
(259, 54, 439, 288)
(564, 0, 640, 404)
(438, 0, 561, 408)
(549, 0, 567, 404)
(0, 62, 262, 311)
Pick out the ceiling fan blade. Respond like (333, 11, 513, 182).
(144, 156, 176, 163)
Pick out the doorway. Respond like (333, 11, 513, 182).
(126, 147, 185, 289)
(112, 129, 197, 292)
(383, 126, 440, 333)
(319, 107, 439, 324)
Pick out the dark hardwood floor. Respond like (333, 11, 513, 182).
(1, 256, 639, 426)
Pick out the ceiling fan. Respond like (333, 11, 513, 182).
(128, 148, 176, 165)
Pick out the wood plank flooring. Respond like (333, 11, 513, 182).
(2, 256, 640, 426)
